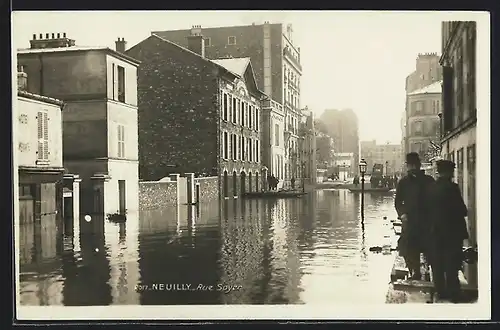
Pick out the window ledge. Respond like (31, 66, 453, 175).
(35, 160, 50, 166)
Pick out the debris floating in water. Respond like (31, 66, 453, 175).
(85, 215, 92, 222)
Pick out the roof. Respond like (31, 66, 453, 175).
(18, 89, 64, 107)
(211, 58, 251, 77)
(407, 80, 442, 95)
(17, 46, 141, 66)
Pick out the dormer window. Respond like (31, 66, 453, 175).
(228, 36, 236, 45)
(204, 37, 211, 47)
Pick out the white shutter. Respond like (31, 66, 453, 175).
(37, 112, 43, 159)
(43, 112, 49, 159)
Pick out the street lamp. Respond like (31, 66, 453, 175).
(359, 159, 368, 221)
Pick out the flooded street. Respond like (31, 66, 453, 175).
(18, 190, 398, 305)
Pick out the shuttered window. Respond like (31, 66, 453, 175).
(37, 111, 49, 160)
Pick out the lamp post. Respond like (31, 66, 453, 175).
(359, 159, 367, 221)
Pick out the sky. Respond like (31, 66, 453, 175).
(12, 11, 466, 144)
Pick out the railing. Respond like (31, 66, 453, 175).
(283, 47, 303, 71)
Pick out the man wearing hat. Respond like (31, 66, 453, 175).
(394, 152, 435, 280)
(427, 159, 469, 302)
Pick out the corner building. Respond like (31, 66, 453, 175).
(17, 33, 140, 216)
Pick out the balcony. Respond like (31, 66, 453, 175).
(262, 99, 283, 113)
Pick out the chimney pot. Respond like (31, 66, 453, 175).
(39, 33, 43, 39)
(32, 34, 36, 40)
(63, 32, 66, 37)
(57, 33, 60, 38)
(52, 33, 55, 38)
(46, 33, 49, 39)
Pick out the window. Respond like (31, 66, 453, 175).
(232, 97, 237, 124)
(223, 93, 228, 121)
(232, 134, 237, 160)
(223, 132, 228, 159)
(457, 148, 464, 192)
(256, 140, 259, 163)
(415, 101, 424, 114)
(228, 36, 236, 45)
(117, 65, 125, 103)
(413, 120, 423, 136)
(249, 105, 253, 129)
(204, 37, 211, 47)
(240, 136, 244, 160)
(19, 184, 34, 199)
(37, 111, 49, 161)
(249, 139, 253, 162)
(240, 101, 245, 126)
(275, 124, 280, 146)
(255, 108, 259, 131)
(117, 124, 125, 158)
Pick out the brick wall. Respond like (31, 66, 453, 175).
(139, 181, 177, 210)
(194, 177, 219, 204)
(125, 36, 219, 181)
(154, 23, 285, 103)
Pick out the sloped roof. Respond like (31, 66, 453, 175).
(211, 58, 251, 77)
(408, 80, 442, 95)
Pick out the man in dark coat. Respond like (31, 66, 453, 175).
(427, 159, 469, 302)
(395, 152, 435, 280)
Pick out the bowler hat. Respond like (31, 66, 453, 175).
(405, 152, 421, 165)
(436, 159, 456, 173)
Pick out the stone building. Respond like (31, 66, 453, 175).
(125, 34, 265, 198)
(16, 67, 65, 226)
(17, 33, 141, 217)
(152, 22, 303, 188)
(439, 21, 477, 287)
(319, 109, 360, 175)
(404, 80, 442, 161)
(360, 140, 403, 176)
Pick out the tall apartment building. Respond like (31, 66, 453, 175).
(439, 21, 477, 287)
(17, 33, 141, 216)
(125, 34, 265, 198)
(152, 22, 303, 187)
(319, 109, 360, 175)
(404, 80, 442, 161)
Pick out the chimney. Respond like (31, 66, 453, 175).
(186, 25, 205, 57)
(30, 32, 75, 49)
(115, 37, 127, 53)
(17, 65, 28, 91)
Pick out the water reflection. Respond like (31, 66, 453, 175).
(18, 190, 398, 305)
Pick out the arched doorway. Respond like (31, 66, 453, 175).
(248, 172, 252, 193)
(240, 171, 246, 195)
(232, 171, 237, 197)
(255, 172, 259, 192)
(223, 171, 229, 198)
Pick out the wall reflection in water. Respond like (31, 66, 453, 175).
(18, 190, 399, 305)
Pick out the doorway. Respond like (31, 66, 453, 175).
(118, 180, 126, 214)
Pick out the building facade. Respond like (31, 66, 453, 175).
(153, 23, 303, 188)
(319, 109, 360, 175)
(299, 108, 317, 187)
(125, 34, 265, 198)
(17, 69, 65, 227)
(404, 81, 442, 162)
(360, 140, 403, 176)
(405, 53, 443, 94)
(17, 33, 141, 216)
(439, 21, 477, 287)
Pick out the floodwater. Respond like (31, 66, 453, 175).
(18, 189, 398, 305)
